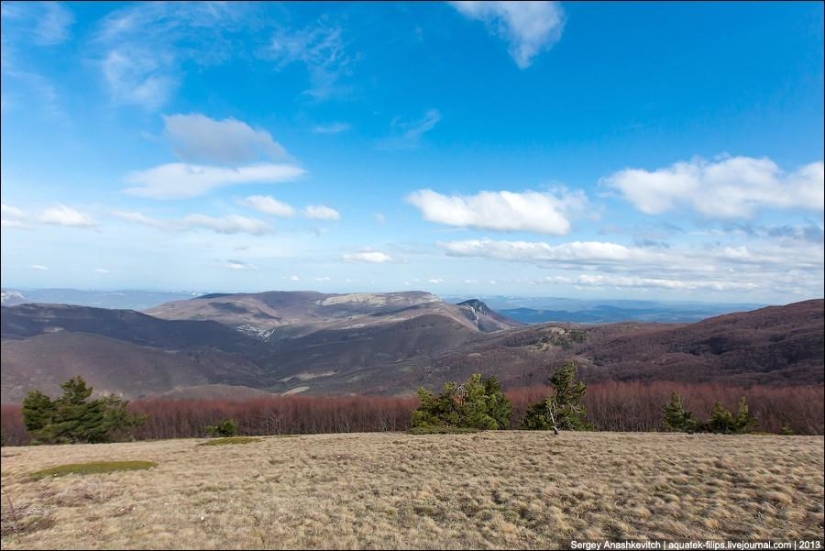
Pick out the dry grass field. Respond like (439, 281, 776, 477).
(1, 431, 823, 549)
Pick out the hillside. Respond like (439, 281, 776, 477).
(1, 297, 821, 403)
(417, 299, 824, 392)
(0, 295, 516, 403)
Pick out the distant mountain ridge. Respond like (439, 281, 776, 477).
(1, 293, 821, 404)
(146, 291, 522, 337)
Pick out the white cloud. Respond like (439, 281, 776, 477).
(1, 202, 27, 227)
(269, 24, 354, 99)
(112, 210, 178, 230)
(102, 48, 176, 111)
(163, 113, 289, 164)
(123, 162, 306, 199)
(289, 275, 300, 281)
(438, 237, 824, 297)
(39, 204, 96, 227)
(450, 1, 565, 69)
(1, 1, 73, 47)
(29, 264, 49, 271)
(226, 260, 257, 270)
(183, 214, 271, 236)
(312, 122, 351, 134)
(114, 210, 272, 236)
(343, 252, 392, 263)
(602, 156, 825, 219)
(34, 2, 74, 46)
(382, 109, 441, 149)
(441, 238, 650, 263)
(94, 268, 110, 274)
(407, 188, 587, 234)
(94, 2, 248, 110)
(239, 195, 296, 217)
(314, 276, 331, 282)
(428, 278, 444, 284)
(1, 203, 25, 218)
(374, 213, 386, 224)
(304, 205, 341, 220)
(573, 274, 758, 292)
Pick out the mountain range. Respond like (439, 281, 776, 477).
(1, 291, 821, 404)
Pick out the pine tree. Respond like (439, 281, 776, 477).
(661, 392, 697, 433)
(733, 396, 757, 434)
(708, 401, 737, 434)
(521, 362, 592, 432)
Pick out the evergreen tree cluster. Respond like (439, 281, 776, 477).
(412, 374, 512, 430)
(661, 392, 757, 434)
(412, 362, 592, 433)
(22, 377, 146, 444)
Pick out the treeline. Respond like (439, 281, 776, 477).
(2, 381, 822, 446)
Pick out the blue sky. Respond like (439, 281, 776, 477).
(1, 1, 823, 303)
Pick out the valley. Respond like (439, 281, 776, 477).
(1, 291, 822, 404)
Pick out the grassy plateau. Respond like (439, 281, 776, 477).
(1, 431, 823, 549)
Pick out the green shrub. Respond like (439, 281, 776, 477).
(205, 418, 239, 437)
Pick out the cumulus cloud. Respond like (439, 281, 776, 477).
(602, 156, 825, 219)
(450, 1, 565, 69)
(342, 252, 392, 263)
(238, 195, 296, 217)
(303, 205, 341, 220)
(123, 162, 306, 199)
(407, 188, 587, 235)
(163, 114, 289, 164)
(39, 204, 96, 227)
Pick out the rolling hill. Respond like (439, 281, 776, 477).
(1, 295, 821, 403)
